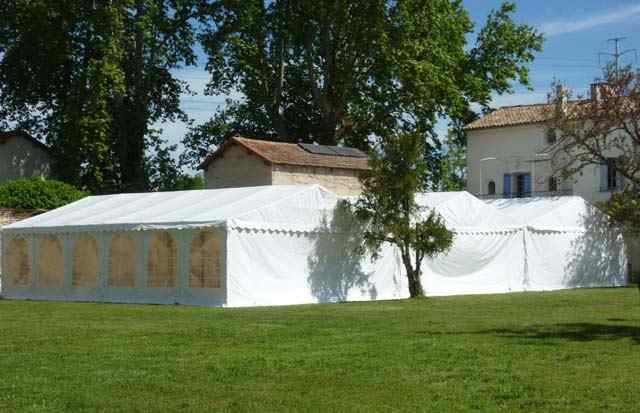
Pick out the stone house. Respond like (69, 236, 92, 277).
(465, 93, 630, 205)
(465, 88, 639, 280)
(198, 136, 369, 196)
(0, 130, 51, 184)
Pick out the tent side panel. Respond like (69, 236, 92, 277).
(225, 228, 406, 307)
(2, 228, 229, 307)
(146, 231, 177, 288)
(72, 234, 99, 288)
(38, 235, 64, 288)
(108, 233, 137, 287)
(525, 229, 627, 290)
(422, 230, 526, 296)
(3, 236, 32, 289)
(189, 230, 222, 289)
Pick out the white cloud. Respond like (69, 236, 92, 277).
(539, 3, 640, 37)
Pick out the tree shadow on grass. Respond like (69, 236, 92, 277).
(307, 200, 375, 303)
(424, 323, 639, 345)
(488, 323, 640, 345)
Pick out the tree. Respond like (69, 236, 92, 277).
(146, 133, 204, 191)
(353, 134, 454, 298)
(546, 66, 640, 230)
(0, 0, 200, 193)
(182, 0, 542, 169)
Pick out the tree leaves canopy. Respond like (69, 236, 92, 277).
(182, 0, 542, 171)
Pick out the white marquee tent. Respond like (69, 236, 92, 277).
(0, 186, 628, 307)
(487, 196, 628, 290)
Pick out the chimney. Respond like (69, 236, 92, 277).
(590, 82, 610, 102)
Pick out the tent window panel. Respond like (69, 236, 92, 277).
(108, 234, 137, 287)
(38, 235, 64, 288)
(147, 231, 176, 288)
(5, 237, 31, 287)
(189, 231, 221, 289)
(72, 234, 98, 288)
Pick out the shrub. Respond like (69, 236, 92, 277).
(0, 178, 89, 210)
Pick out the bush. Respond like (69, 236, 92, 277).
(0, 178, 89, 210)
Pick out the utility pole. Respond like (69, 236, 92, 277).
(599, 37, 637, 78)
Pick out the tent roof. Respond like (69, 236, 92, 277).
(416, 191, 517, 229)
(3, 185, 339, 234)
(486, 196, 599, 231)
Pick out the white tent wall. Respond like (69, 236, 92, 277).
(225, 228, 408, 307)
(422, 229, 526, 296)
(488, 197, 628, 290)
(524, 229, 627, 290)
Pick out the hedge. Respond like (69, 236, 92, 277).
(0, 178, 88, 211)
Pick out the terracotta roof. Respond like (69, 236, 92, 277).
(464, 103, 554, 130)
(0, 130, 49, 151)
(198, 136, 370, 171)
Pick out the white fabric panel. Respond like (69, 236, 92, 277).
(416, 191, 517, 228)
(225, 229, 407, 307)
(423, 230, 526, 295)
(487, 196, 599, 231)
(525, 229, 627, 290)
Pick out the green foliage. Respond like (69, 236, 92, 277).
(182, 0, 543, 169)
(0, 0, 200, 193)
(0, 288, 638, 411)
(146, 132, 204, 192)
(600, 190, 640, 235)
(432, 130, 468, 191)
(0, 178, 88, 210)
(354, 134, 454, 298)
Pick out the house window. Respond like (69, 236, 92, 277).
(515, 173, 531, 197)
(600, 158, 620, 191)
(546, 128, 557, 145)
(549, 176, 558, 192)
(488, 181, 496, 195)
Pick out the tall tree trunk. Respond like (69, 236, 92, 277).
(401, 249, 425, 298)
(121, 0, 148, 192)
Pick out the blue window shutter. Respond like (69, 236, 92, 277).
(599, 162, 607, 191)
(523, 174, 531, 195)
(503, 174, 512, 196)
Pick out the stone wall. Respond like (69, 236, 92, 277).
(271, 164, 363, 196)
(0, 208, 40, 226)
(204, 144, 272, 189)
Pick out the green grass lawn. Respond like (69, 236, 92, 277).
(1, 288, 639, 412)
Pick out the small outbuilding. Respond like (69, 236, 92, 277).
(0, 130, 51, 184)
(199, 136, 369, 196)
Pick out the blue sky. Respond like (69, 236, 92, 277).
(160, 0, 640, 165)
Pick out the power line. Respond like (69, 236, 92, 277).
(599, 37, 637, 73)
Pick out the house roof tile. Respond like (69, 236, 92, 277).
(198, 136, 370, 171)
(464, 103, 553, 130)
